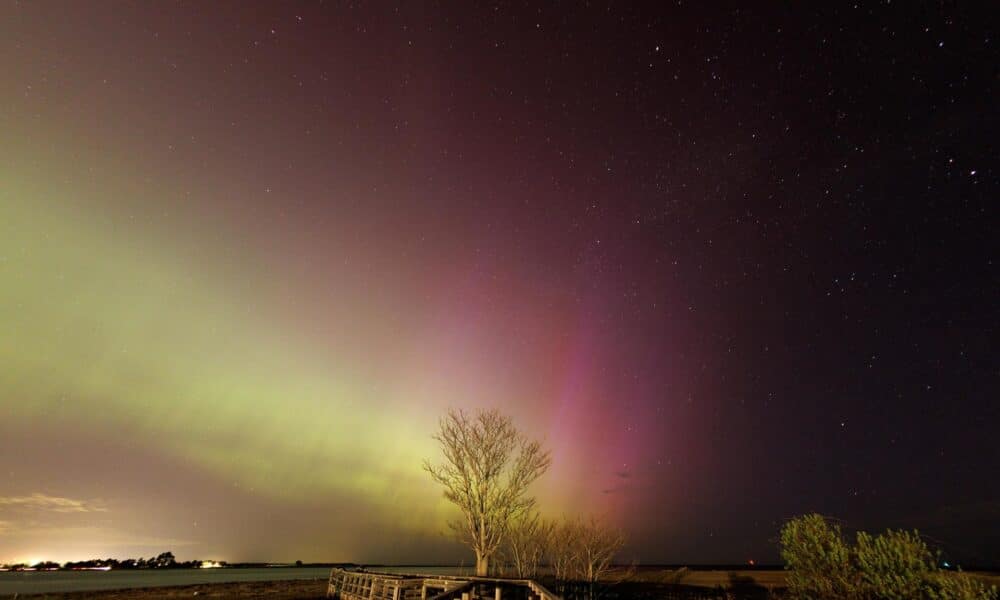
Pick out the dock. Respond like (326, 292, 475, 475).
(326, 567, 561, 600)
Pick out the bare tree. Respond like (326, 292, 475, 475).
(548, 517, 583, 582)
(505, 511, 553, 578)
(549, 516, 627, 599)
(423, 409, 552, 576)
(574, 517, 626, 585)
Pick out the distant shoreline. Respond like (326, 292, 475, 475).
(0, 563, 357, 573)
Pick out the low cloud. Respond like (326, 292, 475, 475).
(0, 493, 107, 514)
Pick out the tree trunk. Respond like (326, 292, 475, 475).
(476, 551, 489, 577)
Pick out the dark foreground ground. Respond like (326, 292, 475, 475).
(10, 573, 780, 600)
(13, 579, 328, 600)
(10, 579, 757, 600)
(14, 570, 999, 599)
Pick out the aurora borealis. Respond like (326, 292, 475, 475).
(2, 3, 998, 567)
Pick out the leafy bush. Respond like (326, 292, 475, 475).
(780, 514, 858, 599)
(780, 514, 997, 600)
(855, 529, 936, 599)
(926, 571, 999, 600)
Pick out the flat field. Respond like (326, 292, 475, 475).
(15, 579, 327, 599)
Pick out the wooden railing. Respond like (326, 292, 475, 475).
(426, 580, 474, 600)
(327, 568, 561, 600)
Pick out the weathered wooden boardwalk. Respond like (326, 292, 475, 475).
(327, 567, 561, 600)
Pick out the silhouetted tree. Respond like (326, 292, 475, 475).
(424, 408, 551, 576)
(154, 551, 176, 568)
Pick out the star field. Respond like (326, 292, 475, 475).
(1, 2, 997, 565)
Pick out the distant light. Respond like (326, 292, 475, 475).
(748, 559, 755, 566)
(201, 561, 224, 569)
(943, 561, 951, 568)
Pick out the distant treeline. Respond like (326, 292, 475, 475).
(0, 552, 359, 572)
(2, 551, 212, 571)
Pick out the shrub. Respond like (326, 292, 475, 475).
(855, 529, 936, 599)
(925, 571, 999, 600)
(780, 514, 998, 600)
(780, 514, 858, 599)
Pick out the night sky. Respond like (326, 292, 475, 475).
(1, 2, 998, 567)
